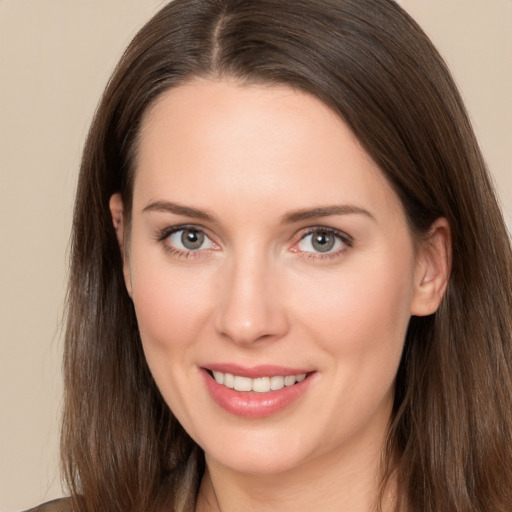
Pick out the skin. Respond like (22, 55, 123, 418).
(110, 80, 450, 512)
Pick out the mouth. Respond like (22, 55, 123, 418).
(207, 370, 308, 392)
(201, 365, 316, 418)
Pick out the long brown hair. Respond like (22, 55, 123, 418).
(62, 1, 512, 510)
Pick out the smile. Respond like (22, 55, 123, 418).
(211, 371, 307, 392)
(201, 366, 316, 418)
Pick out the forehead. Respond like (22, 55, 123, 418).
(133, 79, 403, 221)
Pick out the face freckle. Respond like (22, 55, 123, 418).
(115, 79, 430, 477)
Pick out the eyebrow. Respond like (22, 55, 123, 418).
(281, 205, 375, 224)
(142, 200, 374, 224)
(142, 201, 216, 221)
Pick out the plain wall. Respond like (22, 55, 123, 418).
(0, 1, 510, 510)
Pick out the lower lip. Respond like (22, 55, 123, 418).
(201, 369, 315, 418)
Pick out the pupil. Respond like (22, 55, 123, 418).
(312, 232, 335, 252)
(181, 230, 204, 250)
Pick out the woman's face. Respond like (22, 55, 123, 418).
(111, 80, 447, 475)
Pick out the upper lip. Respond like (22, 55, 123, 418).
(203, 363, 313, 378)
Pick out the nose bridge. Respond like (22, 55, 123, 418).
(214, 244, 288, 345)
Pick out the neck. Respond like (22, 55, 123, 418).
(195, 431, 395, 512)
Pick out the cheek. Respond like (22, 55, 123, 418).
(129, 249, 215, 357)
(293, 249, 415, 377)
(293, 255, 414, 439)
(128, 252, 219, 421)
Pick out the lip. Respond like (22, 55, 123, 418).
(200, 365, 316, 418)
(205, 363, 312, 379)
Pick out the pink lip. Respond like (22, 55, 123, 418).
(205, 363, 311, 378)
(200, 366, 316, 418)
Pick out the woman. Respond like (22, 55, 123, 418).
(28, 0, 512, 511)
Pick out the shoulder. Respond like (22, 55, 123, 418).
(22, 497, 73, 512)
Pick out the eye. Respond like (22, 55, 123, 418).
(166, 228, 216, 252)
(296, 228, 350, 254)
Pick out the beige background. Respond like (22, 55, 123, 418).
(0, 1, 510, 510)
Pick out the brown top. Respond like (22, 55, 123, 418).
(23, 498, 73, 512)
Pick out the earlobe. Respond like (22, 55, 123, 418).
(410, 218, 452, 316)
(109, 193, 133, 297)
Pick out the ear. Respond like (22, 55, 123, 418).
(109, 193, 133, 297)
(410, 217, 452, 316)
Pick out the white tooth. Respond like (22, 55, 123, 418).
(284, 375, 296, 387)
(234, 376, 252, 392)
(296, 373, 306, 382)
(224, 373, 234, 389)
(252, 376, 271, 393)
(270, 376, 285, 390)
(212, 371, 224, 384)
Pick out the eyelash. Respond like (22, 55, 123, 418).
(155, 225, 353, 261)
(292, 227, 353, 261)
(156, 224, 218, 259)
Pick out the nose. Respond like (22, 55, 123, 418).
(214, 253, 290, 346)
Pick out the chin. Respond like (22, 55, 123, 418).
(207, 448, 306, 476)
(199, 426, 317, 476)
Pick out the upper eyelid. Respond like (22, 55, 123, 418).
(296, 226, 353, 243)
(157, 224, 212, 240)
